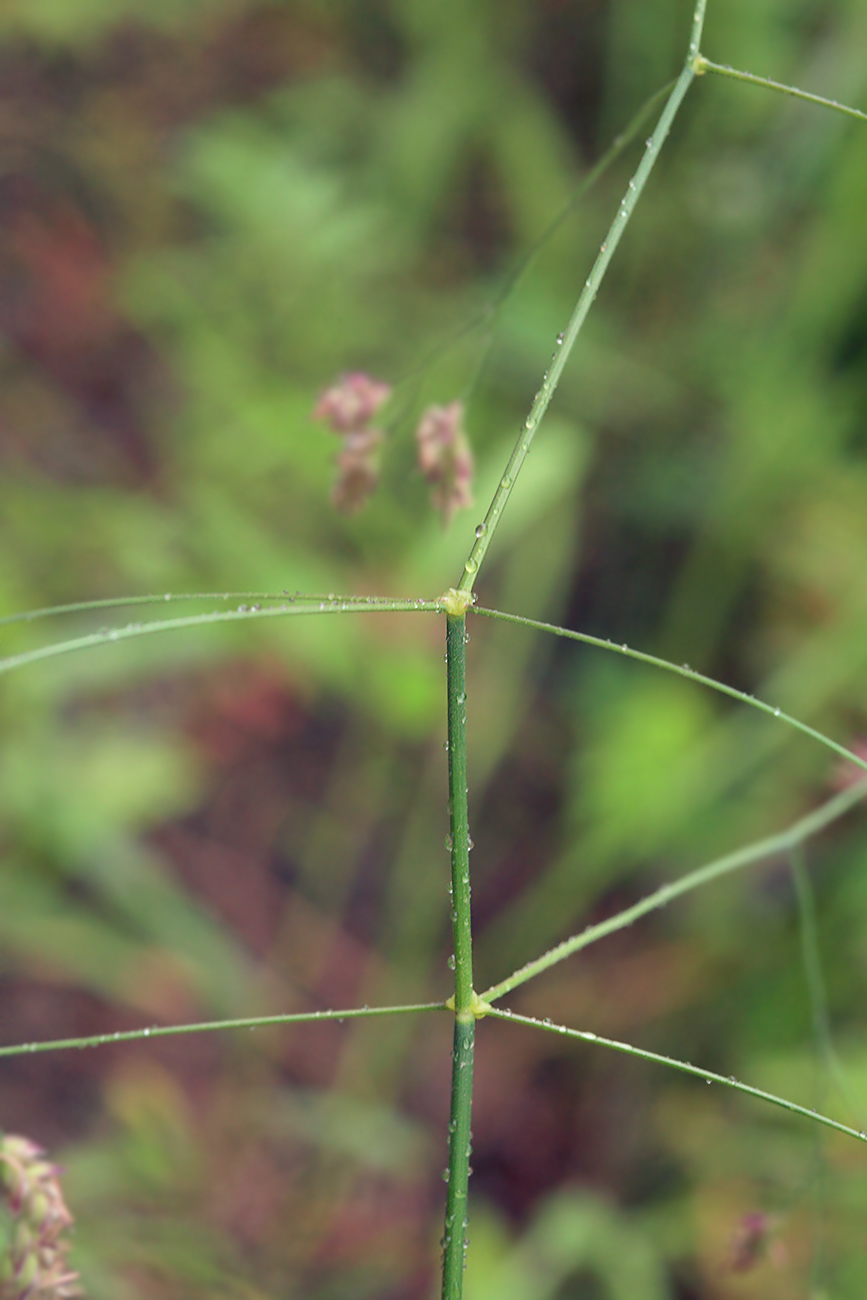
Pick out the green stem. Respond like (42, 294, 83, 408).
(481, 780, 867, 1004)
(456, 57, 701, 594)
(696, 57, 867, 124)
(0, 1002, 446, 1058)
(790, 848, 867, 1125)
(486, 1009, 867, 1146)
(474, 605, 867, 775)
(442, 612, 476, 1299)
(0, 596, 443, 676)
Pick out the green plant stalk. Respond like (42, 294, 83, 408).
(0, 596, 443, 676)
(696, 56, 867, 124)
(482, 780, 867, 1003)
(0, 1002, 446, 1059)
(475, 605, 867, 775)
(790, 848, 867, 1126)
(441, 611, 476, 1299)
(456, 54, 705, 593)
(486, 1008, 867, 1145)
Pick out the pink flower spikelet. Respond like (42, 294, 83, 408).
(313, 372, 391, 434)
(0, 1134, 82, 1298)
(313, 373, 391, 513)
(415, 401, 474, 523)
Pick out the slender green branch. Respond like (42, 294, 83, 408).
(391, 78, 677, 422)
(456, 59, 701, 594)
(485, 1009, 867, 1145)
(790, 848, 867, 1126)
(696, 56, 867, 124)
(0, 591, 289, 629)
(0, 1002, 447, 1059)
(473, 606, 867, 775)
(458, 78, 678, 410)
(481, 781, 867, 1004)
(442, 610, 477, 1300)
(0, 595, 443, 676)
(689, 0, 708, 60)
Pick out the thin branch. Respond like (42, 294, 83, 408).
(481, 781, 867, 1004)
(456, 59, 701, 593)
(485, 1009, 867, 1146)
(473, 605, 867, 776)
(0, 595, 443, 676)
(0, 591, 290, 629)
(0, 1002, 447, 1059)
(696, 57, 867, 124)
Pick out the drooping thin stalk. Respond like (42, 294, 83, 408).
(0, 591, 302, 628)
(441, 605, 477, 1300)
(474, 605, 867, 776)
(485, 1008, 867, 1146)
(0, 1001, 446, 1059)
(456, 56, 703, 594)
(696, 57, 867, 124)
(790, 848, 867, 1126)
(481, 780, 867, 1004)
(0, 595, 444, 676)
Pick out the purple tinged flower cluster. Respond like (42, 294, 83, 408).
(313, 372, 391, 513)
(415, 400, 474, 524)
(313, 374, 474, 521)
(0, 1134, 82, 1298)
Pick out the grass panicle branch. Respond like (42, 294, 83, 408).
(485, 1008, 867, 1146)
(0, 1004, 446, 1060)
(696, 56, 867, 124)
(482, 781, 867, 1004)
(456, 59, 701, 594)
(474, 606, 867, 775)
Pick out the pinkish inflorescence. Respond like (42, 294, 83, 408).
(416, 400, 474, 523)
(0, 1134, 82, 1298)
(313, 372, 391, 513)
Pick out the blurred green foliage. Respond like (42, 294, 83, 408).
(1, 0, 867, 1296)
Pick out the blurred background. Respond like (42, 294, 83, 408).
(1, 0, 866, 1296)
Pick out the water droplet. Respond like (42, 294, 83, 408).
(773, 708, 781, 717)
(465, 558, 477, 575)
(164, 593, 171, 601)
(556, 332, 564, 345)
(442, 1168, 450, 1182)
(237, 604, 249, 613)
(474, 523, 485, 539)
(447, 954, 456, 970)
(600, 241, 608, 252)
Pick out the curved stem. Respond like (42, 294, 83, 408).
(481, 781, 867, 1003)
(0, 596, 443, 676)
(473, 605, 867, 775)
(486, 1009, 867, 1146)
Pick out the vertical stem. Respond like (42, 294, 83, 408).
(441, 612, 476, 1298)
